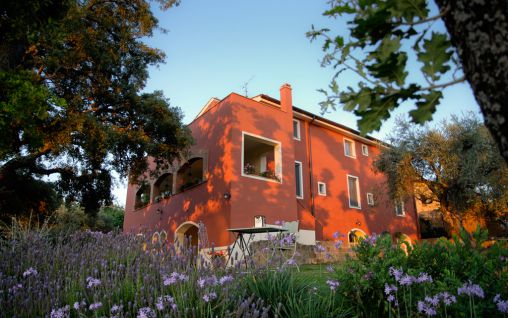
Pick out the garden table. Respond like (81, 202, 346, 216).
(226, 226, 287, 268)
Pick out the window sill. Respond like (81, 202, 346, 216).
(348, 205, 362, 210)
(242, 173, 282, 184)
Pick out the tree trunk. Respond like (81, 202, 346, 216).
(434, 0, 508, 162)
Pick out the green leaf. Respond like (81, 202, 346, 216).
(417, 32, 453, 81)
(409, 91, 443, 124)
(389, 0, 428, 23)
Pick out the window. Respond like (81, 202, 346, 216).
(153, 173, 173, 201)
(293, 119, 301, 140)
(395, 201, 405, 216)
(176, 157, 204, 192)
(344, 138, 356, 158)
(242, 132, 282, 182)
(366, 192, 374, 206)
(347, 175, 361, 208)
(361, 144, 369, 156)
(135, 184, 151, 209)
(318, 182, 327, 196)
(295, 161, 303, 198)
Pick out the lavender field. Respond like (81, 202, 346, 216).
(1, 227, 507, 317)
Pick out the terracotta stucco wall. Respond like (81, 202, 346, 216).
(123, 98, 233, 246)
(293, 122, 419, 242)
(226, 94, 299, 229)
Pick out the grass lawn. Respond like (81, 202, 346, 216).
(292, 263, 336, 292)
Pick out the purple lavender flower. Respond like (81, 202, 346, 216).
(286, 257, 297, 266)
(384, 283, 398, 296)
(416, 272, 433, 284)
(326, 279, 340, 291)
(219, 275, 233, 285)
(89, 302, 102, 311)
(314, 244, 326, 253)
(197, 277, 206, 288)
(334, 240, 343, 249)
(387, 295, 396, 303)
(110, 304, 122, 313)
(425, 295, 440, 307)
(457, 281, 484, 298)
(326, 264, 334, 273)
(364, 233, 378, 246)
(73, 302, 80, 310)
(86, 277, 101, 288)
(417, 301, 437, 316)
(137, 307, 156, 318)
(50, 305, 70, 318)
(23, 267, 38, 278)
(439, 292, 457, 306)
(388, 266, 403, 282)
(8, 283, 23, 294)
(494, 294, 508, 314)
(203, 292, 217, 303)
(399, 274, 415, 286)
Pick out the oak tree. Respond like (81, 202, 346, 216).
(0, 0, 190, 219)
(308, 0, 508, 162)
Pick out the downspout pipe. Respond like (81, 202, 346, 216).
(309, 115, 316, 215)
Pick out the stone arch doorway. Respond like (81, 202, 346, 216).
(175, 221, 199, 249)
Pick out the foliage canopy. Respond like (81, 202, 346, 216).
(0, 0, 191, 219)
(374, 115, 508, 235)
(309, 0, 508, 162)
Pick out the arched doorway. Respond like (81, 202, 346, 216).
(175, 221, 199, 249)
(348, 228, 367, 246)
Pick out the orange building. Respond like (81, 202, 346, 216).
(123, 84, 419, 248)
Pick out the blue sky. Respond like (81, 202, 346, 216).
(113, 0, 481, 205)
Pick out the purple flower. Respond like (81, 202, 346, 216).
(73, 302, 80, 310)
(163, 272, 189, 286)
(417, 301, 437, 316)
(458, 281, 484, 298)
(416, 272, 433, 284)
(326, 279, 340, 291)
(399, 274, 415, 286)
(494, 294, 508, 313)
(425, 295, 440, 307)
(439, 292, 456, 306)
(202, 292, 217, 303)
(89, 302, 102, 311)
(334, 240, 343, 249)
(286, 257, 297, 266)
(197, 277, 206, 288)
(8, 283, 22, 294)
(137, 307, 156, 318)
(389, 266, 404, 282)
(50, 305, 70, 318)
(364, 234, 378, 246)
(384, 283, 398, 296)
(86, 277, 101, 289)
(314, 244, 326, 253)
(110, 304, 122, 313)
(387, 294, 396, 303)
(219, 275, 233, 285)
(23, 267, 38, 278)
(326, 264, 334, 273)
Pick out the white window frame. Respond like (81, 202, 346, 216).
(395, 201, 406, 216)
(346, 174, 361, 209)
(241, 131, 282, 183)
(361, 144, 369, 156)
(344, 138, 356, 158)
(317, 182, 327, 196)
(295, 161, 303, 199)
(366, 192, 374, 206)
(293, 119, 301, 141)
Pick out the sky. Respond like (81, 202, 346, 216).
(112, 0, 481, 206)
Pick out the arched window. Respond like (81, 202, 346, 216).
(153, 173, 173, 201)
(135, 184, 150, 209)
(176, 157, 204, 192)
(348, 229, 366, 244)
